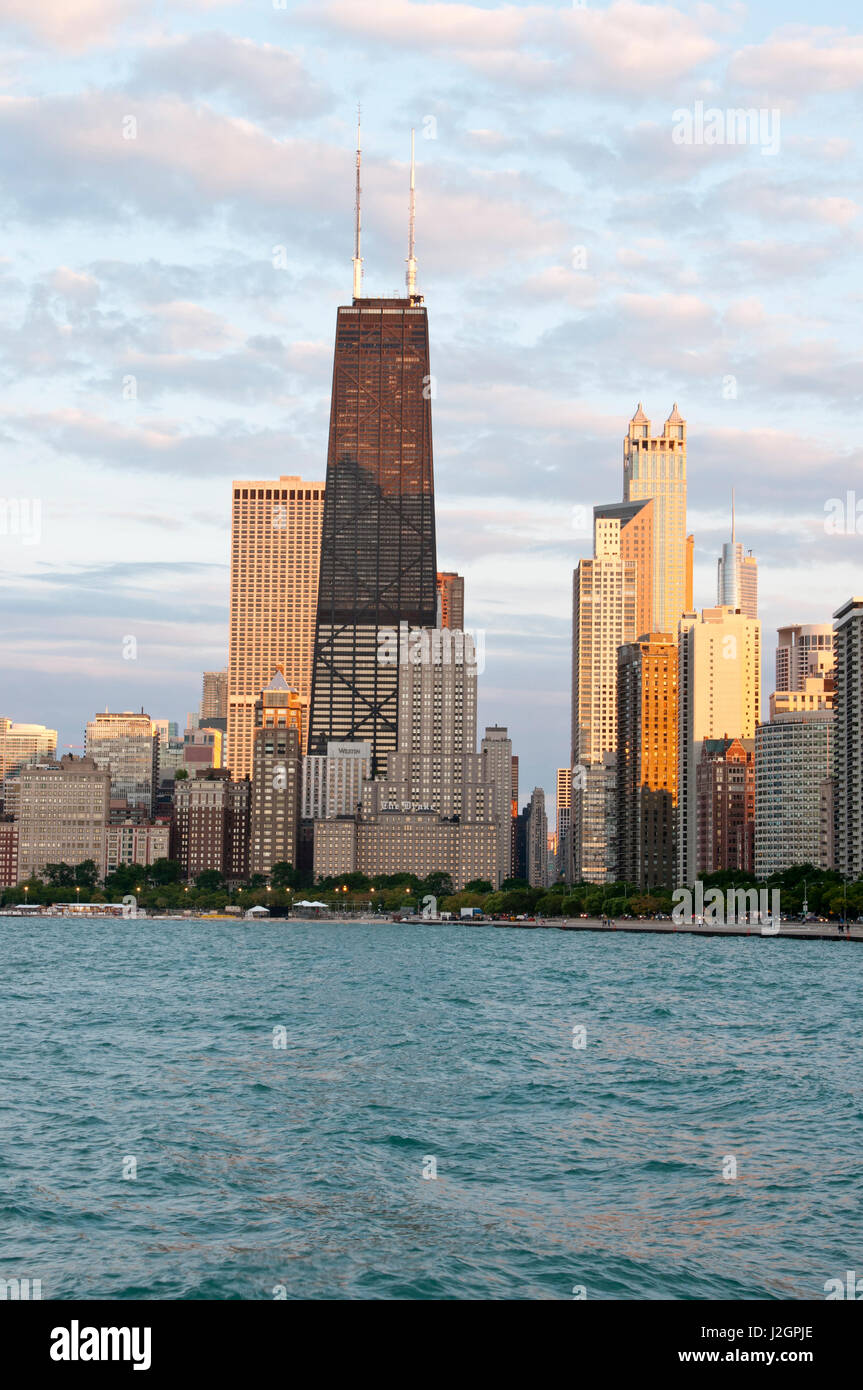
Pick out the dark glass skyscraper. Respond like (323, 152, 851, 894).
(308, 296, 438, 771)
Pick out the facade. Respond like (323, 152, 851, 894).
(480, 727, 513, 886)
(102, 821, 170, 878)
(16, 756, 110, 883)
(755, 712, 834, 876)
(833, 598, 863, 879)
(570, 506, 650, 882)
(695, 737, 755, 875)
(717, 543, 758, 620)
(623, 403, 688, 635)
(769, 675, 834, 718)
(436, 572, 465, 630)
(384, 628, 478, 817)
(85, 711, 157, 816)
(556, 766, 571, 881)
(0, 718, 57, 782)
(183, 727, 223, 776)
(302, 741, 371, 821)
(592, 498, 654, 641)
(526, 787, 548, 889)
(616, 633, 678, 890)
(201, 670, 228, 721)
(677, 607, 761, 887)
(0, 817, 18, 888)
(308, 296, 437, 772)
(171, 769, 249, 882)
(313, 802, 498, 892)
(250, 725, 300, 876)
(227, 474, 324, 777)
(776, 624, 834, 692)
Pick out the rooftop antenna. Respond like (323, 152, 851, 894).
(731, 487, 736, 544)
(406, 127, 417, 297)
(352, 104, 363, 301)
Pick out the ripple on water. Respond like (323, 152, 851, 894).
(1, 919, 861, 1300)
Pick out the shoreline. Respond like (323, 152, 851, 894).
(1, 911, 860, 941)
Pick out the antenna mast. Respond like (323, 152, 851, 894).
(352, 105, 363, 300)
(731, 487, 736, 544)
(406, 127, 417, 297)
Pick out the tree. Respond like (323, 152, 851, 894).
(195, 869, 224, 891)
(44, 862, 76, 886)
(501, 877, 530, 892)
(419, 871, 454, 899)
(149, 858, 182, 885)
(271, 862, 298, 889)
(174, 769, 189, 780)
(464, 879, 493, 894)
(74, 859, 99, 889)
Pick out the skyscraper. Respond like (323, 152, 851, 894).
(527, 787, 548, 889)
(384, 630, 477, 817)
(775, 623, 834, 691)
(556, 766, 571, 881)
(570, 505, 650, 881)
(623, 404, 688, 635)
(717, 494, 757, 619)
(755, 713, 833, 877)
(201, 670, 228, 721)
(616, 633, 678, 890)
(85, 711, 157, 816)
(437, 572, 465, 630)
(227, 475, 324, 778)
(308, 132, 437, 772)
(482, 726, 514, 887)
(0, 717, 57, 784)
(833, 597, 863, 879)
(677, 607, 761, 887)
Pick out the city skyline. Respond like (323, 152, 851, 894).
(3, 0, 863, 809)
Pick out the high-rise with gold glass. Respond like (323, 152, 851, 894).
(227, 475, 324, 779)
(623, 404, 690, 635)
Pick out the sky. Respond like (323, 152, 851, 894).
(1, 0, 862, 811)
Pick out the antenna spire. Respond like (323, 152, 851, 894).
(406, 127, 417, 298)
(352, 104, 363, 301)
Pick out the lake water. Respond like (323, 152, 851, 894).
(2, 918, 860, 1299)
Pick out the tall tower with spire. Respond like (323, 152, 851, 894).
(308, 127, 437, 772)
(717, 489, 758, 618)
(623, 404, 688, 634)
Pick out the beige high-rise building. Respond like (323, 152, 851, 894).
(570, 505, 650, 882)
(228, 475, 324, 778)
(481, 726, 513, 886)
(249, 672, 303, 876)
(384, 629, 478, 818)
(623, 404, 688, 635)
(677, 606, 761, 887)
(16, 755, 110, 883)
(0, 718, 58, 783)
(556, 766, 571, 880)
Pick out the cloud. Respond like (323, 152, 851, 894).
(127, 31, 333, 123)
(302, 0, 722, 97)
(730, 27, 863, 101)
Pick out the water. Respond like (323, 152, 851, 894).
(2, 918, 861, 1300)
